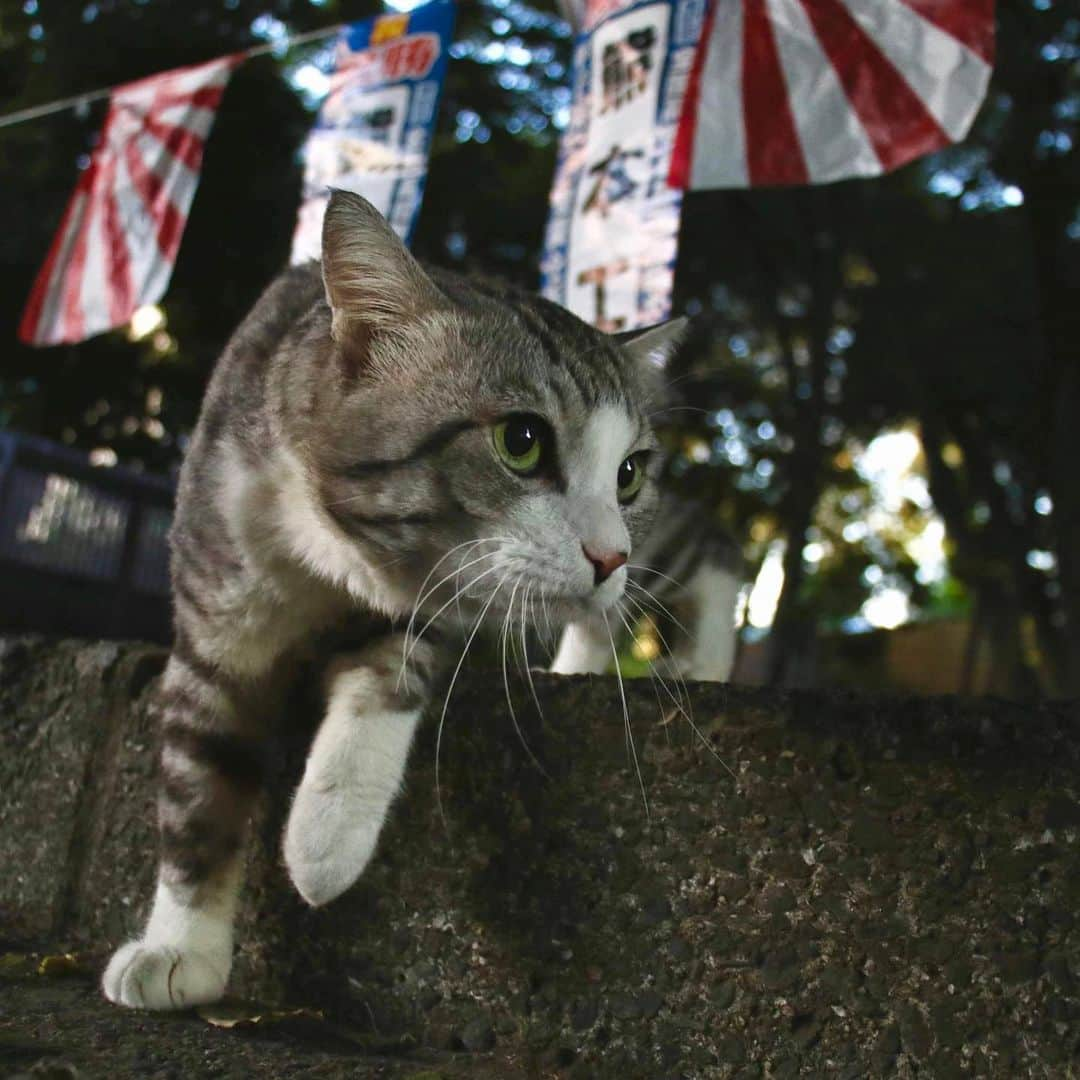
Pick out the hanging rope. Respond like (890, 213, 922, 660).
(0, 22, 343, 130)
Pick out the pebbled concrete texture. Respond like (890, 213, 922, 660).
(1, 635, 1080, 1078)
(0, 638, 162, 941)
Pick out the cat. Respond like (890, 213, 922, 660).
(101, 190, 685, 1010)
(552, 492, 743, 682)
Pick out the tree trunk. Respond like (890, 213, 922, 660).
(767, 192, 839, 687)
(766, 470, 821, 687)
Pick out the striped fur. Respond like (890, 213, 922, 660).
(103, 191, 685, 1010)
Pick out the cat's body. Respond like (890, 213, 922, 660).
(102, 192, 683, 1010)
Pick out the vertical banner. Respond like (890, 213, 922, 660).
(541, 0, 705, 331)
(291, 0, 455, 262)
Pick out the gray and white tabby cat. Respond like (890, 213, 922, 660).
(553, 492, 742, 682)
(102, 190, 684, 1010)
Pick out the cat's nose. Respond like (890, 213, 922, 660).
(583, 544, 628, 586)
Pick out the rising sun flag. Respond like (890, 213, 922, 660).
(669, 0, 995, 190)
(19, 55, 239, 347)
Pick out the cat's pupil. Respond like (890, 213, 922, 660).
(618, 457, 636, 488)
(505, 418, 537, 458)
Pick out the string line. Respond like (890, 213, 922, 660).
(0, 21, 344, 130)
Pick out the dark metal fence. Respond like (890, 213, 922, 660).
(0, 432, 174, 643)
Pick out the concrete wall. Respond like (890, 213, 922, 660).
(2, 636, 1079, 1076)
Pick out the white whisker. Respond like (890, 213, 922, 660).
(618, 597, 737, 782)
(503, 579, 549, 778)
(646, 404, 710, 420)
(538, 585, 555, 652)
(626, 562, 685, 592)
(412, 544, 505, 625)
(625, 577, 694, 641)
(401, 559, 502, 674)
(615, 602, 675, 749)
(398, 538, 506, 692)
(435, 572, 508, 835)
(620, 589, 692, 720)
(519, 584, 549, 748)
(604, 611, 649, 818)
(615, 603, 677, 712)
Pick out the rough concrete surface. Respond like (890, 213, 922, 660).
(1, 635, 1079, 1078)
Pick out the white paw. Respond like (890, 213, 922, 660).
(102, 940, 229, 1010)
(283, 783, 381, 907)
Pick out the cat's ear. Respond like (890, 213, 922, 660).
(615, 317, 688, 373)
(321, 189, 443, 345)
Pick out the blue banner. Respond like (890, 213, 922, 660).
(291, 0, 455, 260)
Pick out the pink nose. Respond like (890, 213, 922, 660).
(583, 544, 628, 586)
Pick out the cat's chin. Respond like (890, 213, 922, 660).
(437, 588, 617, 633)
(543, 589, 625, 625)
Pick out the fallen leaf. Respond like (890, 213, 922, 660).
(197, 1003, 324, 1030)
(37, 953, 87, 977)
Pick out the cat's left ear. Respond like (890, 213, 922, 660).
(615, 317, 688, 373)
(321, 188, 443, 347)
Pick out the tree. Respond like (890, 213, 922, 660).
(661, 1, 1079, 694)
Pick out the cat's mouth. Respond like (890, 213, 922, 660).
(403, 543, 626, 634)
(432, 574, 623, 627)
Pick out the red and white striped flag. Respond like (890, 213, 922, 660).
(669, 0, 995, 190)
(19, 55, 239, 346)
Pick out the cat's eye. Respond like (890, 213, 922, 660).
(617, 453, 647, 503)
(493, 414, 545, 475)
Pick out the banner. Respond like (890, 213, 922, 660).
(19, 55, 239, 346)
(291, 0, 455, 262)
(541, 0, 705, 331)
(669, 0, 994, 190)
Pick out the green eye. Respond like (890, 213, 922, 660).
(617, 453, 647, 503)
(493, 414, 544, 475)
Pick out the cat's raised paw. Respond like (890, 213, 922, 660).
(102, 940, 228, 1010)
(283, 786, 380, 907)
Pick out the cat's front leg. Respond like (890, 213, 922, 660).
(667, 562, 741, 683)
(103, 652, 263, 1009)
(283, 634, 444, 907)
(550, 615, 612, 675)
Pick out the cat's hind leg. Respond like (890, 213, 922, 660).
(283, 635, 443, 908)
(103, 652, 263, 1009)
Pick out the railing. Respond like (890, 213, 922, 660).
(0, 432, 175, 643)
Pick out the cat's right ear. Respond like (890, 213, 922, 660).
(321, 189, 443, 348)
(615, 317, 688, 373)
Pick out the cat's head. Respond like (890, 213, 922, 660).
(306, 190, 684, 627)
